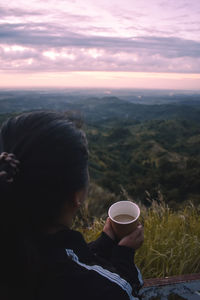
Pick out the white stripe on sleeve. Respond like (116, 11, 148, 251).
(65, 248, 139, 300)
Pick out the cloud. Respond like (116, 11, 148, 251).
(1, 35, 200, 73)
(0, 0, 200, 74)
(0, 6, 43, 18)
(1, 24, 200, 74)
(1, 21, 200, 55)
(159, 0, 191, 10)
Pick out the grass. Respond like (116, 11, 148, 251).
(75, 196, 200, 279)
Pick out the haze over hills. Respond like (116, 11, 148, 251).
(0, 89, 200, 122)
(0, 88, 200, 103)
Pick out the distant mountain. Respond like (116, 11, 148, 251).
(0, 90, 200, 123)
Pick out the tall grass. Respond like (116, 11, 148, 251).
(135, 199, 200, 279)
(75, 195, 200, 279)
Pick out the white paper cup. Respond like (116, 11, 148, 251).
(108, 201, 140, 240)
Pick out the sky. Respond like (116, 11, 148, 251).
(0, 0, 200, 89)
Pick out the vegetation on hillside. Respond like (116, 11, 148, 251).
(1, 102, 200, 209)
(87, 118, 200, 208)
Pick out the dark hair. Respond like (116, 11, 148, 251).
(0, 111, 88, 297)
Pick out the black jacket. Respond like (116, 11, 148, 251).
(36, 228, 143, 300)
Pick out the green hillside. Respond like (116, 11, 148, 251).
(87, 118, 200, 211)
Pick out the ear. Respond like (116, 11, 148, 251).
(73, 191, 82, 209)
(73, 188, 88, 209)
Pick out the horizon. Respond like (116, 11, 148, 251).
(0, 86, 200, 92)
(0, 0, 200, 89)
(1, 86, 200, 96)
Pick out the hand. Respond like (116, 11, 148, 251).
(118, 224, 144, 250)
(103, 217, 116, 241)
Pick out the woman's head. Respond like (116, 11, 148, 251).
(0, 110, 89, 233)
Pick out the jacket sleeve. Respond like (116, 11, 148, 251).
(111, 245, 143, 296)
(88, 231, 116, 260)
(88, 232, 143, 297)
(37, 257, 140, 300)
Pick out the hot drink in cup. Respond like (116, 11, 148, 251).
(108, 201, 140, 240)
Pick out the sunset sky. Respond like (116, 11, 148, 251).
(0, 0, 200, 89)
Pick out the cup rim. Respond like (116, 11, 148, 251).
(108, 200, 140, 224)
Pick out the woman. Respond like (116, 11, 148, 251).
(0, 111, 144, 300)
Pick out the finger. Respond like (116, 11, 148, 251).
(104, 217, 112, 229)
(134, 231, 144, 244)
(137, 225, 144, 235)
(105, 217, 110, 225)
(13, 159, 20, 165)
(0, 171, 7, 177)
(127, 227, 141, 240)
(129, 225, 143, 239)
(137, 224, 143, 229)
(135, 224, 143, 232)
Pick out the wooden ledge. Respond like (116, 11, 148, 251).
(143, 273, 200, 287)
